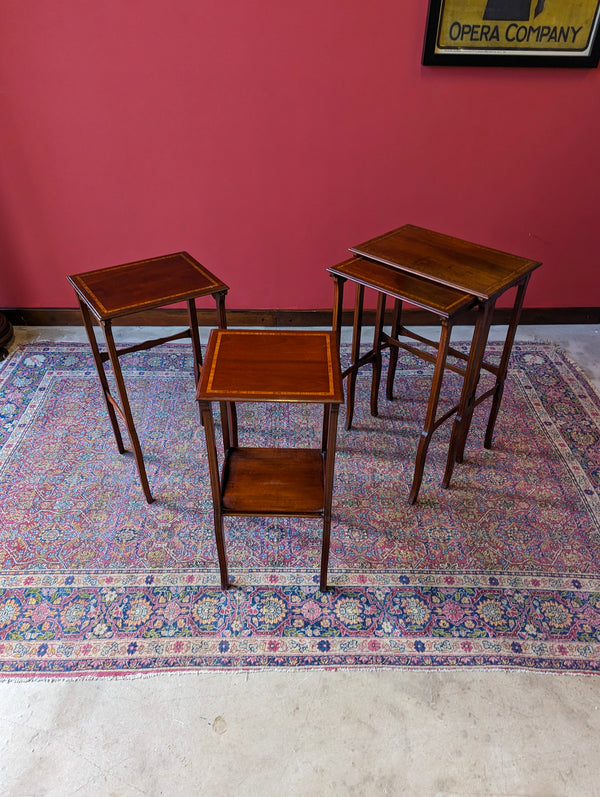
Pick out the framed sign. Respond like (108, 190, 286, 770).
(423, 0, 600, 66)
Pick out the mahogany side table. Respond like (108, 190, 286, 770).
(329, 256, 476, 503)
(68, 252, 228, 504)
(196, 329, 344, 591)
(349, 225, 541, 492)
(329, 225, 541, 502)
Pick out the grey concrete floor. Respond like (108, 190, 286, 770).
(1, 324, 599, 797)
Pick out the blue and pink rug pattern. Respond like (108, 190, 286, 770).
(0, 341, 599, 677)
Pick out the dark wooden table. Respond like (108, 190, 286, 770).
(330, 224, 541, 502)
(196, 329, 344, 591)
(68, 252, 228, 503)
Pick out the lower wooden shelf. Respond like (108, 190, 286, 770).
(221, 447, 325, 516)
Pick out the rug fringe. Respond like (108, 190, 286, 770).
(1, 664, 599, 684)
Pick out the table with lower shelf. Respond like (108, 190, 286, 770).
(196, 329, 344, 591)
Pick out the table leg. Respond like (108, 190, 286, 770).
(225, 403, 238, 449)
(217, 400, 236, 451)
(345, 284, 365, 430)
(331, 274, 346, 351)
(321, 402, 329, 453)
(213, 290, 228, 329)
(320, 403, 340, 593)
(212, 289, 237, 446)
(484, 276, 530, 450)
(457, 299, 497, 464)
(199, 401, 229, 590)
(442, 299, 494, 488)
(77, 299, 125, 457)
(370, 292, 386, 417)
(102, 320, 154, 503)
(386, 298, 402, 401)
(408, 319, 453, 505)
(186, 298, 203, 385)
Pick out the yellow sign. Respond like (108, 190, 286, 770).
(423, 0, 600, 64)
(439, 0, 599, 51)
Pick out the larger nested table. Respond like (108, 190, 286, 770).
(68, 252, 228, 503)
(196, 329, 344, 591)
(329, 224, 541, 503)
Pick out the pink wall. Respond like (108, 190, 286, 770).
(1, 1, 599, 311)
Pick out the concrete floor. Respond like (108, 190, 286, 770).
(1, 324, 599, 797)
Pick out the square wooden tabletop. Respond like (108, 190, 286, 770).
(196, 329, 344, 404)
(68, 252, 228, 320)
(350, 224, 541, 300)
(328, 256, 476, 319)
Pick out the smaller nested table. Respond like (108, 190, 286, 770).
(68, 252, 228, 504)
(196, 329, 344, 591)
(329, 256, 476, 504)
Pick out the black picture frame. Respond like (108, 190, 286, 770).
(423, 0, 600, 67)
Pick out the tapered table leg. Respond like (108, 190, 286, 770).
(212, 290, 238, 446)
(200, 401, 229, 590)
(102, 320, 154, 504)
(320, 403, 340, 592)
(484, 277, 530, 450)
(186, 298, 203, 385)
(345, 284, 365, 430)
(442, 300, 494, 488)
(370, 292, 386, 417)
(408, 319, 453, 505)
(455, 300, 496, 465)
(78, 299, 125, 455)
(386, 299, 402, 401)
(331, 274, 346, 352)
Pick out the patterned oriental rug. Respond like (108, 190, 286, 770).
(0, 341, 599, 679)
